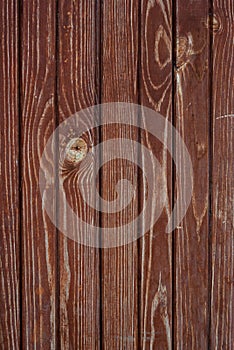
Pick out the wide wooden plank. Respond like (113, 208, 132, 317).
(0, 1, 20, 348)
(58, 0, 100, 348)
(101, 0, 139, 348)
(21, 1, 57, 348)
(175, 1, 210, 348)
(139, 0, 173, 348)
(211, 0, 234, 348)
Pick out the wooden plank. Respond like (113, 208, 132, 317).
(211, 0, 234, 348)
(175, 0, 210, 348)
(101, 0, 139, 348)
(58, 0, 100, 348)
(139, 0, 173, 348)
(0, 1, 20, 348)
(20, 1, 57, 348)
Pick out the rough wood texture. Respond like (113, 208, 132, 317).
(58, 0, 100, 348)
(0, 1, 20, 348)
(211, 0, 234, 348)
(21, 1, 57, 348)
(139, 0, 173, 348)
(0, 0, 233, 348)
(101, 0, 139, 348)
(175, 0, 210, 348)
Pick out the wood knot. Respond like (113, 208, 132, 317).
(196, 142, 207, 159)
(65, 138, 88, 164)
(204, 13, 221, 33)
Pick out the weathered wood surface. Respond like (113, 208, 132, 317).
(58, 0, 100, 348)
(0, 1, 20, 349)
(20, 1, 57, 348)
(101, 0, 139, 348)
(0, 0, 233, 349)
(139, 0, 173, 348)
(211, 0, 234, 348)
(175, 0, 210, 348)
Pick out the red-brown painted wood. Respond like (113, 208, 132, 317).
(0, 1, 233, 348)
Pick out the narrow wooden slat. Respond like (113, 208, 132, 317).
(211, 0, 234, 348)
(0, 1, 20, 348)
(139, 0, 173, 348)
(101, 0, 139, 348)
(175, 1, 210, 348)
(58, 0, 100, 348)
(21, 1, 57, 348)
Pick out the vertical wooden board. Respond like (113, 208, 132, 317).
(139, 0, 173, 348)
(211, 0, 234, 348)
(101, 0, 139, 348)
(21, 0, 57, 348)
(58, 0, 100, 348)
(175, 1, 210, 348)
(0, 1, 20, 348)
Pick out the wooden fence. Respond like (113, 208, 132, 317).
(0, 0, 233, 348)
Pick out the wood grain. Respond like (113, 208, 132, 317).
(139, 0, 173, 348)
(0, 1, 20, 348)
(175, 0, 210, 348)
(0, 1, 233, 348)
(101, 0, 139, 348)
(20, 0, 57, 348)
(211, 0, 234, 348)
(58, 0, 100, 348)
